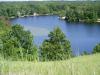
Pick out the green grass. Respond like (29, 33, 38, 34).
(0, 53, 100, 75)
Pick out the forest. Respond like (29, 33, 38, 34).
(0, 1, 100, 23)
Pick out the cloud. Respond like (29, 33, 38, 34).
(24, 26, 50, 36)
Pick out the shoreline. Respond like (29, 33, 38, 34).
(9, 14, 54, 19)
(96, 19, 100, 23)
(9, 15, 100, 24)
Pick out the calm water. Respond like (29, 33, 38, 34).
(10, 15, 100, 55)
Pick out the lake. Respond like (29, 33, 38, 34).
(10, 15, 100, 55)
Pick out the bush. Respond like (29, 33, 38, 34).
(93, 44, 100, 53)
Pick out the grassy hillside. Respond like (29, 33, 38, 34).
(0, 54, 100, 75)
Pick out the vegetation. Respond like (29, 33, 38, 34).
(0, 16, 11, 35)
(0, 18, 38, 61)
(65, 6, 98, 23)
(0, 1, 100, 61)
(93, 43, 100, 53)
(0, 17, 72, 61)
(0, 53, 100, 75)
(40, 27, 72, 61)
(0, 1, 100, 23)
(0, 1, 100, 75)
(0, 7, 100, 61)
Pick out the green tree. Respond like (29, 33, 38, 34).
(93, 44, 100, 53)
(40, 27, 72, 61)
(66, 9, 79, 22)
(1, 25, 38, 61)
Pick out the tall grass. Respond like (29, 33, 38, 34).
(0, 54, 100, 75)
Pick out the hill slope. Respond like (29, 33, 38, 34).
(0, 54, 100, 75)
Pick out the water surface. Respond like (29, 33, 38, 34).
(10, 15, 100, 55)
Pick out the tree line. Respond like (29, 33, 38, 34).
(0, 1, 100, 23)
(0, 17, 100, 61)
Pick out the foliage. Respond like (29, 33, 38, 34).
(66, 9, 79, 22)
(0, 25, 38, 61)
(0, 17, 72, 61)
(0, 16, 11, 35)
(65, 5, 98, 23)
(40, 27, 72, 61)
(93, 44, 100, 53)
(0, 1, 100, 23)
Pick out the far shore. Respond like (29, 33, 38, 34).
(10, 15, 100, 24)
(9, 14, 54, 19)
(97, 19, 100, 23)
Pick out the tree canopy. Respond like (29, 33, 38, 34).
(0, 1, 100, 23)
(0, 23, 38, 61)
(40, 27, 72, 61)
(93, 44, 100, 53)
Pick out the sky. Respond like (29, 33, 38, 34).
(0, 0, 94, 1)
(0, 0, 44, 1)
